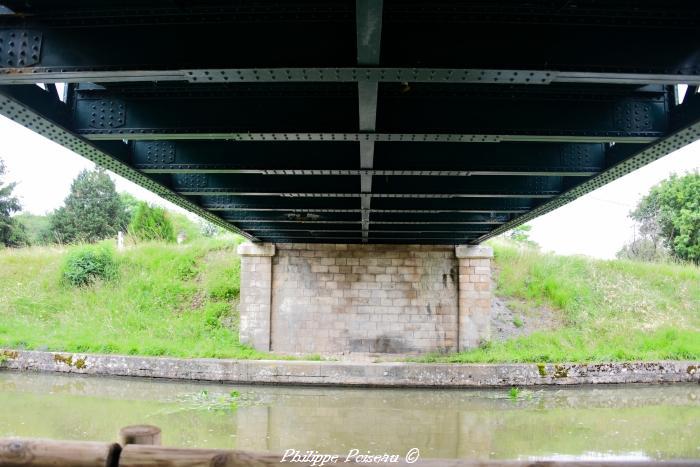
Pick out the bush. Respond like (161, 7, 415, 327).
(62, 244, 118, 286)
(129, 202, 175, 243)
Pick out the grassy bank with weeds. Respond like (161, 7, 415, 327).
(0, 237, 271, 359)
(417, 240, 700, 363)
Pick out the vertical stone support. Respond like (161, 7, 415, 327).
(270, 244, 458, 354)
(455, 245, 494, 350)
(236, 242, 275, 352)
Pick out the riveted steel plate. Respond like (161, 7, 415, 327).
(184, 68, 558, 84)
(614, 100, 653, 132)
(142, 141, 176, 164)
(86, 99, 126, 129)
(0, 30, 41, 67)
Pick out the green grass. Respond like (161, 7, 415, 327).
(1, 238, 699, 363)
(0, 237, 270, 359)
(416, 240, 700, 363)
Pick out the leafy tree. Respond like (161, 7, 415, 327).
(506, 224, 538, 248)
(48, 168, 130, 244)
(13, 213, 51, 245)
(2, 219, 30, 247)
(616, 237, 669, 262)
(129, 201, 176, 242)
(0, 158, 29, 247)
(628, 172, 700, 264)
(199, 219, 224, 237)
(119, 192, 141, 223)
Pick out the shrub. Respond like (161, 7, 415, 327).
(129, 202, 176, 243)
(62, 244, 118, 286)
(207, 262, 241, 301)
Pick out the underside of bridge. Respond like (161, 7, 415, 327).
(2, 1, 700, 352)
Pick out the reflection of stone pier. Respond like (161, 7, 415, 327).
(457, 412, 497, 459)
(234, 406, 271, 452)
(235, 390, 493, 459)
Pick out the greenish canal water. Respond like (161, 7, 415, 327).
(0, 372, 698, 461)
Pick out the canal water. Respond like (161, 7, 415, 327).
(0, 371, 698, 461)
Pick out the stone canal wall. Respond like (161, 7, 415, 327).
(2, 350, 698, 387)
(238, 243, 494, 354)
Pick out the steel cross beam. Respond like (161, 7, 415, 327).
(65, 83, 672, 143)
(355, 0, 382, 241)
(4, 66, 700, 87)
(126, 140, 613, 177)
(196, 195, 537, 214)
(163, 173, 566, 198)
(3, 1, 700, 86)
(221, 212, 509, 224)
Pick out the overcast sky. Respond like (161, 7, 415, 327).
(1, 113, 699, 259)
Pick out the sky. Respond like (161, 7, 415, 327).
(1, 110, 699, 259)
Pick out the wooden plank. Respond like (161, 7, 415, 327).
(119, 445, 275, 467)
(2, 437, 699, 466)
(0, 438, 119, 467)
(116, 445, 700, 467)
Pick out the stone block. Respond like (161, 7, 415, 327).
(237, 242, 276, 257)
(455, 245, 494, 259)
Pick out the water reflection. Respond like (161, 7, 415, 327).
(0, 371, 698, 460)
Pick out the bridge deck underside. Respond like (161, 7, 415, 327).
(2, 1, 700, 244)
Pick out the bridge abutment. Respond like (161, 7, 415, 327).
(237, 243, 493, 355)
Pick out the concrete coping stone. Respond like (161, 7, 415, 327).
(1, 350, 698, 388)
(455, 245, 494, 259)
(237, 242, 276, 257)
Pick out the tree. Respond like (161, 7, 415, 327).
(627, 172, 700, 264)
(129, 201, 176, 242)
(616, 237, 669, 262)
(199, 219, 224, 237)
(13, 213, 51, 245)
(506, 224, 538, 248)
(119, 192, 141, 223)
(48, 168, 130, 244)
(0, 158, 29, 247)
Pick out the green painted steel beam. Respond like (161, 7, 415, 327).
(2, 0, 700, 86)
(196, 195, 535, 213)
(161, 173, 565, 197)
(66, 83, 672, 143)
(127, 140, 612, 177)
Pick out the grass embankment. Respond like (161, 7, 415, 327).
(419, 240, 700, 363)
(0, 238, 270, 359)
(1, 239, 699, 363)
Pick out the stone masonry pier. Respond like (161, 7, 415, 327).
(237, 243, 493, 355)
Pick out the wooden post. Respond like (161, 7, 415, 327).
(118, 425, 161, 447)
(0, 438, 119, 467)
